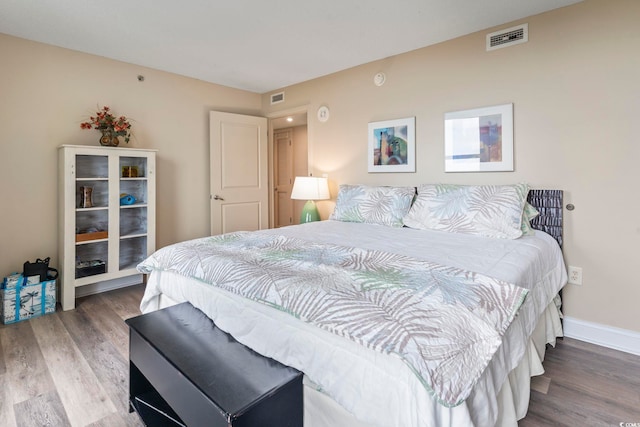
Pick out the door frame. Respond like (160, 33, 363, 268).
(266, 105, 312, 229)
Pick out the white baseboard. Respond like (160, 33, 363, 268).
(563, 316, 640, 356)
(75, 274, 143, 298)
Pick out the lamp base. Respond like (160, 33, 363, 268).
(300, 200, 320, 223)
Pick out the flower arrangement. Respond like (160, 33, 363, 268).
(80, 106, 132, 143)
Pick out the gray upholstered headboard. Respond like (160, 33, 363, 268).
(527, 190, 563, 248)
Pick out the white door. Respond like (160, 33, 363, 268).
(210, 111, 268, 235)
(273, 129, 294, 228)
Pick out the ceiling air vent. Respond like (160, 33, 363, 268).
(270, 91, 285, 105)
(486, 23, 528, 51)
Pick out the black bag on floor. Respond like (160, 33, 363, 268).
(23, 257, 58, 283)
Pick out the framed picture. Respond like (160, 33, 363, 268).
(444, 103, 513, 172)
(368, 117, 415, 173)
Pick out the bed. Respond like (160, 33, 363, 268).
(137, 184, 567, 427)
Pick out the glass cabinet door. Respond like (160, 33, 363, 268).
(119, 156, 149, 270)
(75, 155, 109, 278)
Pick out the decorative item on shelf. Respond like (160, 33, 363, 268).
(99, 130, 120, 147)
(290, 176, 330, 223)
(121, 165, 139, 177)
(120, 193, 137, 205)
(79, 186, 93, 208)
(75, 227, 108, 242)
(75, 259, 106, 278)
(80, 105, 132, 146)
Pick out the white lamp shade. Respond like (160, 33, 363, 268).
(291, 177, 330, 200)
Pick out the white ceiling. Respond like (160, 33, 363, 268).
(0, 0, 581, 94)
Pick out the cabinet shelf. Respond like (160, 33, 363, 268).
(120, 203, 148, 209)
(76, 206, 109, 212)
(121, 233, 147, 240)
(59, 145, 156, 311)
(76, 231, 109, 243)
(76, 238, 109, 246)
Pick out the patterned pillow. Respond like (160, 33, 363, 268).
(330, 184, 416, 227)
(521, 202, 540, 236)
(402, 183, 530, 239)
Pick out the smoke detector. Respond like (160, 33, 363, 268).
(486, 23, 528, 51)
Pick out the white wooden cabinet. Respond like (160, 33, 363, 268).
(58, 145, 156, 310)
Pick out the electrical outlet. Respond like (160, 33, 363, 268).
(568, 266, 583, 285)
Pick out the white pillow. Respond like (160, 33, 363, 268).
(330, 184, 415, 227)
(403, 183, 529, 239)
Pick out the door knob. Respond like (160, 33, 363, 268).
(213, 195, 224, 201)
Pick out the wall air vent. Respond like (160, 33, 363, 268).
(486, 23, 528, 51)
(270, 91, 285, 105)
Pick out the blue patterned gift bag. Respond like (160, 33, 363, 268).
(1, 273, 56, 324)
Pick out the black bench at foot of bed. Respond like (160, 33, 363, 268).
(126, 302, 303, 427)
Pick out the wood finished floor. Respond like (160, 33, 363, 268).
(0, 285, 145, 427)
(0, 283, 638, 427)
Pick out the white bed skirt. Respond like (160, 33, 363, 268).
(151, 289, 562, 427)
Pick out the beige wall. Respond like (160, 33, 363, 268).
(0, 34, 261, 279)
(261, 0, 640, 333)
(1, 0, 638, 334)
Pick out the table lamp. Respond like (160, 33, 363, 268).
(290, 176, 330, 223)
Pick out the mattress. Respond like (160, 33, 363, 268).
(139, 221, 567, 427)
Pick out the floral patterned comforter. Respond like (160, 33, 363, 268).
(138, 231, 528, 406)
